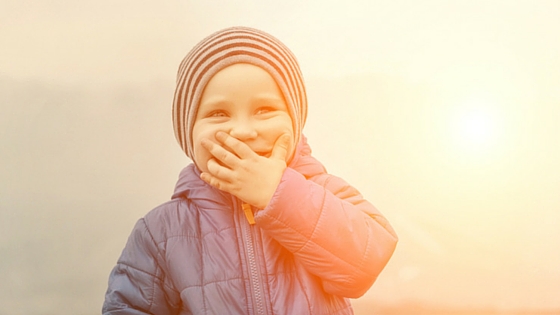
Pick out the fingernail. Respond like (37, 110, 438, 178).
(200, 173, 208, 182)
(216, 131, 227, 140)
(201, 138, 211, 148)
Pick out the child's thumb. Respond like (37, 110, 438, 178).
(270, 134, 291, 161)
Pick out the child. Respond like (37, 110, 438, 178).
(103, 26, 397, 315)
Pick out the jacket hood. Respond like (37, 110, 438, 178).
(171, 135, 326, 202)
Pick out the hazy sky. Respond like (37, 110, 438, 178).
(1, 1, 559, 314)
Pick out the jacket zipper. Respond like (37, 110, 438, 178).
(238, 201, 267, 315)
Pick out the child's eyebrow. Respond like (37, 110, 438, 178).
(199, 97, 232, 109)
(252, 94, 284, 104)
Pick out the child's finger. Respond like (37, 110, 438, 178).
(269, 134, 291, 161)
(200, 172, 232, 193)
(215, 131, 256, 158)
(202, 138, 239, 167)
(206, 158, 235, 182)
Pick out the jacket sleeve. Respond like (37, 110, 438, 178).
(103, 218, 180, 315)
(254, 168, 398, 298)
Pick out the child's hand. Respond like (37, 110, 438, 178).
(200, 131, 291, 209)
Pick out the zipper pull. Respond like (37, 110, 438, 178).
(242, 203, 256, 225)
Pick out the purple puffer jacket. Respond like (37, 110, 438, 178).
(103, 138, 398, 315)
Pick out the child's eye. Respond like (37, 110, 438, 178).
(208, 110, 228, 118)
(256, 107, 275, 115)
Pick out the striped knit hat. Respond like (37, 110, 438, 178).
(172, 26, 307, 160)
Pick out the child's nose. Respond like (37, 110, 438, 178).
(228, 121, 258, 140)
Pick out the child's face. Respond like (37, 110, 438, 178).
(192, 63, 295, 173)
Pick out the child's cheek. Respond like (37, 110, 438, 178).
(192, 132, 216, 173)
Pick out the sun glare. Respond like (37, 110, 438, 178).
(450, 98, 503, 153)
(462, 108, 493, 144)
